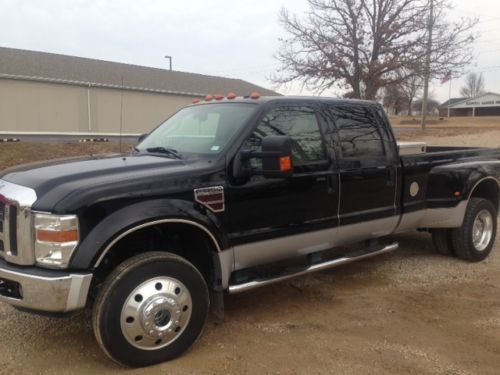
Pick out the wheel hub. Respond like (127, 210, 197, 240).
(120, 276, 192, 350)
(140, 296, 180, 338)
(472, 209, 494, 252)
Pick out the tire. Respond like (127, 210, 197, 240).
(432, 229, 454, 256)
(451, 198, 498, 262)
(92, 252, 209, 367)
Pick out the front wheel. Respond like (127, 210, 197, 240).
(451, 198, 497, 262)
(92, 252, 209, 367)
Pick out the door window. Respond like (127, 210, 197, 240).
(327, 105, 388, 163)
(245, 106, 327, 167)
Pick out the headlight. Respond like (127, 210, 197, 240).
(34, 213, 79, 268)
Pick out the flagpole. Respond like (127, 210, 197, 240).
(447, 76, 452, 119)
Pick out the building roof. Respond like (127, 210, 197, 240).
(0, 46, 280, 97)
(439, 97, 467, 108)
(446, 92, 500, 109)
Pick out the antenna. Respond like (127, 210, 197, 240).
(119, 76, 124, 153)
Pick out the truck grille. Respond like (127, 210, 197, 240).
(0, 202, 18, 256)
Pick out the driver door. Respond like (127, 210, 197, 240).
(226, 104, 340, 268)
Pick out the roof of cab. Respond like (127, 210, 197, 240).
(189, 95, 379, 107)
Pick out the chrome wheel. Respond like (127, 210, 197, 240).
(472, 209, 494, 252)
(120, 276, 192, 350)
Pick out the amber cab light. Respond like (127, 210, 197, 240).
(205, 95, 213, 101)
(214, 94, 224, 101)
(227, 92, 237, 100)
(192, 99, 201, 104)
(279, 156, 292, 172)
(250, 91, 261, 100)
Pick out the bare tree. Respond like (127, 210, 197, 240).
(413, 97, 440, 114)
(274, 0, 477, 100)
(459, 72, 485, 98)
(383, 84, 407, 115)
(400, 74, 423, 116)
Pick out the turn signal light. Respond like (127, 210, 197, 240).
(227, 92, 237, 100)
(279, 156, 292, 172)
(205, 95, 213, 101)
(37, 229, 78, 243)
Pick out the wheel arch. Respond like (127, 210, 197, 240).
(468, 177, 500, 212)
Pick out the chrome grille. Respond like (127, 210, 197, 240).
(0, 201, 5, 253)
(0, 180, 37, 265)
(0, 202, 17, 256)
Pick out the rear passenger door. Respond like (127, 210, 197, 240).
(324, 103, 399, 241)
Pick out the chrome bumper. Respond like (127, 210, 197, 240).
(0, 259, 92, 312)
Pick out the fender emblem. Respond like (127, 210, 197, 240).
(194, 186, 225, 213)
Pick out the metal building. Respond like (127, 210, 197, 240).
(0, 47, 279, 136)
(439, 93, 500, 117)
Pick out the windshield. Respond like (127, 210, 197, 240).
(137, 103, 257, 156)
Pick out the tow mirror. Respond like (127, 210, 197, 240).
(137, 133, 148, 143)
(242, 135, 294, 178)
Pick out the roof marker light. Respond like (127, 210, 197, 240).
(227, 92, 237, 100)
(250, 91, 261, 100)
(192, 99, 201, 104)
(205, 95, 213, 101)
(214, 94, 224, 101)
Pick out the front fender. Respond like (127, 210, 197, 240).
(69, 199, 230, 270)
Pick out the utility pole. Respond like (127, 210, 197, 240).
(420, 0, 434, 131)
(164, 55, 172, 71)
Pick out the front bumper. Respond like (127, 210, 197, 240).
(0, 258, 92, 312)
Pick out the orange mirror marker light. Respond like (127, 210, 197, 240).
(250, 91, 261, 100)
(227, 92, 237, 100)
(205, 95, 213, 101)
(279, 156, 292, 172)
(37, 229, 78, 243)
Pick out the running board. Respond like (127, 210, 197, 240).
(228, 242, 399, 294)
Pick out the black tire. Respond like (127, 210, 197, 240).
(432, 229, 454, 256)
(451, 198, 498, 262)
(92, 252, 209, 367)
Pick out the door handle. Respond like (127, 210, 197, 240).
(327, 175, 337, 195)
(387, 168, 396, 187)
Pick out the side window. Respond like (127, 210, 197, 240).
(246, 106, 327, 164)
(329, 105, 387, 161)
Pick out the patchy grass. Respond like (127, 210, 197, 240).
(0, 142, 127, 171)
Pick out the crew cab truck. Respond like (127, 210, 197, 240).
(0, 95, 499, 367)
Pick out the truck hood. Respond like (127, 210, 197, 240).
(1, 153, 221, 212)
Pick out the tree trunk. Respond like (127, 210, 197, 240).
(408, 99, 413, 116)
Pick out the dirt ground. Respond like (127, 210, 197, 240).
(0, 128, 500, 374)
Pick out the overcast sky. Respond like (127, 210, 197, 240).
(0, 0, 499, 102)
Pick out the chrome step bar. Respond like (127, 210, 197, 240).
(228, 242, 399, 294)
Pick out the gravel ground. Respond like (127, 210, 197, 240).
(0, 130, 499, 374)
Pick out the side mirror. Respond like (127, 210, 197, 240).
(137, 133, 148, 143)
(244, 135, 294, 178)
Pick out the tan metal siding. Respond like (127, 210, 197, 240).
(0, 78, 195, 134)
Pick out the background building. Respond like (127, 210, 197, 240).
(0, 47, 279, 135)
(439, 93, 500, 117)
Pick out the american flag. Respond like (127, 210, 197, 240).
(441, 71, 452, 84)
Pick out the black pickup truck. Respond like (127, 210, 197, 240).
(0, 95, 499, 367)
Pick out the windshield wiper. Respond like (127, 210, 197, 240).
(145, 147, 182, 159)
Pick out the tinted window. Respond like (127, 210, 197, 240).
(246, 106, 326, 163)
(329, 105, 387, 159)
